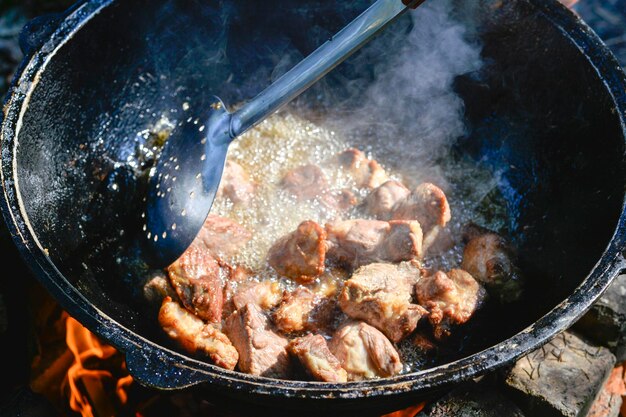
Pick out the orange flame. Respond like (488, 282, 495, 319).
(381, 402, 426, 417)
(63, 317, 133, 417)
(559, 0, 579, 7)
(32, 311, 426, 417)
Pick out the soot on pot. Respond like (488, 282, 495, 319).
(69, 0, 516, 377)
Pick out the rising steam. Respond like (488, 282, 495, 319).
(324, 0, 484, 189)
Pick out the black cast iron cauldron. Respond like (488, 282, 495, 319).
(1, 0, 626, 414)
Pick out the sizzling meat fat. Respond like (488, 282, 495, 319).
(151, 140, 521, 382)
(158, 297, 238, 370)
(339, 262, 427, 342)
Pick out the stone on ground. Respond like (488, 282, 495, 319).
(504, 331, 616, 417)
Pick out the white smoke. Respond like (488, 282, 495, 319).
(325, 0, 483, 188)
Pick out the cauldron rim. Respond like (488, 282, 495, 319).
(1, 0, 626, 404)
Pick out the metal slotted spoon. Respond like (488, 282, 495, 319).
(144, 0, 426, 267)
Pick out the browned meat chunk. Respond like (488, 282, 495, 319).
(288, 334, 348, 382)
(268, 220, 327, 282)
(274, 287, 317, 333)
(362, 180, 410, 219)
(461, 227, 524, 303)
(328, 321, 402, 381)
(217, 160, 255, 205)
(391, 183, 451, 233)
(326, 219, 388, 267)
(195, 215, 252, 259)
(383, 220, 425, 262)
(158, 297, 238, 370)
(231, 281, 282, 312)
(273, 287, 338, 334)
(222, 265, 252, 314)
(167, 215, 251, 322)
(167, 243, 225, 323)
(326, 219, 423, 269)
(142, 270, 178, 307)
(224, 303, 291, 378)
(336, 148, 389, 189)
(309, 298, 341, 334)
(280, 164, 328, 201)
(339, 263, 427, 342)
(415, 269, 486, 339)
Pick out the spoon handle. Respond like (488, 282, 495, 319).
(229, 0, 422, 138)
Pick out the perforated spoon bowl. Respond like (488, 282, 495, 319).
(143, 0, 425, 267)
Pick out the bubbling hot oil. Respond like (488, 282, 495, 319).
(211, 111, 354, 278)
(210, 110, 506, 277)
(196, 109, 507, 374)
